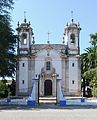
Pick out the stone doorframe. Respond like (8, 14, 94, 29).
(39, 66, 58, 97)
(39, 78, 57, 97)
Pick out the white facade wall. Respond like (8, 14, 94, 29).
(68, 57, 79, 93)
(61, 58, 66, 90)
(35, 50, 62, 79)
(35, 51, 46, 75)
(51, 50, 62, 79)
(19, 58, 28, 92)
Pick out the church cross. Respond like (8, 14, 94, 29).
(24, 11, 27, 23)
(47, 32, 50, 41)
(24, 11, 26, 19)
(71, 11, 74, 22)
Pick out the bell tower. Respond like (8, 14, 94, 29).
(16, 18, 34, 55)
(63, 18, 81, 95)
(64, 19, 81, 55)
(16, 18, 34, 96)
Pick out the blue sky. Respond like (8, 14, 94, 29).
(11, 0, 97, 53)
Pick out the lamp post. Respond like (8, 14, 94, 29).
(81, 77, 85, 97)
(83, 77, 86, 97)
(35, 74, 40, 105)
(81, 78, 85, 102)
(81, 79, 83, 98)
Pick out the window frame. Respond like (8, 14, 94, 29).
(46, 61, 51, 71)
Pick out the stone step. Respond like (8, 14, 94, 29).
(39, 97, 57, 104)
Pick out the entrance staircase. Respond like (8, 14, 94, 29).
(39, 96, 57, 104)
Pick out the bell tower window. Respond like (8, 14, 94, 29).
(70, 33, 75, 43)
(21, 33, 27, 45)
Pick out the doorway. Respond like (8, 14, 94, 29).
(44, 80, 52, 96)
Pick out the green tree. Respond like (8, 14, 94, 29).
(0, 80, 9, 98)
(81, 33, 97, 96)
(9, 79, 16, 96)
(0, 0, 17, 78)
(0, 15, 17, 78)
(0, 0, 14, 14)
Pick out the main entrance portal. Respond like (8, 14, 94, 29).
(44, 80, 52, 96)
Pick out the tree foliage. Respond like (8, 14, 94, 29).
(0, 80, 9, 98)
(81, 33, 97, 95)
(0, 0, 14, 14)
(8, 79, 16, 96)
(0, 0, 17, 78)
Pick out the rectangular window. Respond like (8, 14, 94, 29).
(46, 61, 50, 70)
(72, 80, 74, 84)
(22, 80, 24, 84)
(22, 63, 25, 67)
(72, 63, 74, 67)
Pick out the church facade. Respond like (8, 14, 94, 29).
(16, 18, 81, 97)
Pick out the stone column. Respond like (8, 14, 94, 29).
(56, 79, 60, 103)
(35, 79, 39, 104)
(52, 78, 56, 96)
(16, 60, 20, 96)
(61, 57, 66, 94)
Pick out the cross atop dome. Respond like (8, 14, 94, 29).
(24, 11, 27, 23)
(71, 10, 74, 22)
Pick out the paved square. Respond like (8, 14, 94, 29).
(0, 105, 97, 120)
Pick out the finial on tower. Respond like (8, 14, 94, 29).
(24, 11, 27, 23)
(17, 21, 19, 27)
(32, 36, 35, 44)
(62, 36, 65, 44)
(78, 22, 80, 26)
(29, 21, 31, 26)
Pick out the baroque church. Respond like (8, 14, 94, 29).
(16, 18, 81, 100)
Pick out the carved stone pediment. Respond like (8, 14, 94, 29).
(40, 67, 56, 80)
(45, 57, 52, 61)
(42, 44, 53, 51)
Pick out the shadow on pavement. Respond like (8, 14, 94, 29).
(0, 103, 97, 110)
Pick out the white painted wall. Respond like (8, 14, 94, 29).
(68, 57, 79, 93)
(19, 58, 28, 92)
(35, 49, 62, 79)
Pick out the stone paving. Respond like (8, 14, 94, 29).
(0, 104, 97, 120)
